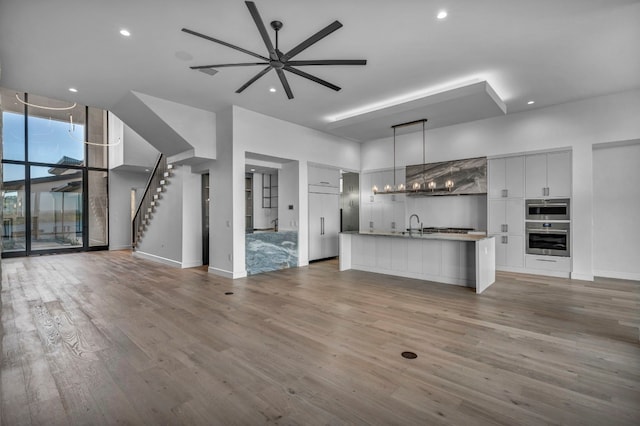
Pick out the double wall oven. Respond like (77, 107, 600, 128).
(525, 198, 570, 257)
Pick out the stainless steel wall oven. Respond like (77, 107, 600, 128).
(525, 198, 570, 221)
(525, 222, 570, 257)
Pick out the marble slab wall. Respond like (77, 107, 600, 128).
(406, 156, 487, 196)
(245, 231, 298, 275)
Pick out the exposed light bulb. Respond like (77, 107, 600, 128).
(445, 179, 455, 190)
(120, 29, 131, 37)
(68, 87, 78, 93)
(372, 185, 379, 194)
(269, 87, 276, 93)
(437, 10, 448, 20)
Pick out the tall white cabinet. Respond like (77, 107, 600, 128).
(488, 150, 573, 277)
(487, 156, 525, 270)
(308, 165, 340, 261)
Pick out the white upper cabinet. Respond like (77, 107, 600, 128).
(546, 151, 572, 198)
(308, 165, 340, 187)
(488, 156, 524, 199)
(525, 151, 571, 198)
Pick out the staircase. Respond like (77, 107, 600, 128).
(132, 154, 174, 248)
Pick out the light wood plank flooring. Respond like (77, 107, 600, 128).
(1, 251, 639, 425)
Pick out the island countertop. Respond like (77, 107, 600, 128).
(340, 230, 490, 242)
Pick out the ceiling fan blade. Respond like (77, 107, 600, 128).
(281, 20, 343, 61)
(284, 66, 341, 91)
(191, 62, 268, 69)
(276, 68, 294, 99)
(236, 66, 273, 93)
(245, 1, 278, 61)
(287, 59, 367, 66)
(181, 28, 269, 61)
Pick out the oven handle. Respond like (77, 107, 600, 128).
(527, 229, 568, 233)
(527, 203, 568, 208)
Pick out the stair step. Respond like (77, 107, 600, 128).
(156, 187, 163, 193)
(163, 172, 171, 178)
(153, 194, 160, 200)
(159, 179, 167, 186)
(167, 164, 174, 170)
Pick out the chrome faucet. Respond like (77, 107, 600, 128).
(409, 214, 423, 236)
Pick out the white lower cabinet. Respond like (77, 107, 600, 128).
(525, 255, 571, 273)
(342, 234, 497, 293)
(495, 235, 524, 268)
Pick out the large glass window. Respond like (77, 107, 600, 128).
(1, 87, 109, 257)
(2, 164, 26, 252)
(1, 88, 25, 161)
(27, 93, 85, 165)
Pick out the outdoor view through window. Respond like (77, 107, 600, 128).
(1, 88, 109, 256)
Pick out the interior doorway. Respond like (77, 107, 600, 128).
(202, 173, 210, 265)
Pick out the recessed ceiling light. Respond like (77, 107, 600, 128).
(120, 29, 131, 37)
(250, 168, 256, 172)
(269, 87, 277, 93)
(527, 100, 535, 105)
(68, 87, 78, 93)
(437, 10, 448, 20)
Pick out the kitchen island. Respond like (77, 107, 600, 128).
(339, 231, 496, 294)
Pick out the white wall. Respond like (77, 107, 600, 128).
(134, 92, 216, 161)
(209, 107, 236, 277)
(593, 140, 640, 280)
(108, 112, 159, 170)
(405, 195, 487, 231)
(361, 90, 640, 280)
(278, 161, 299, 232)
(108, 169, 150, 250)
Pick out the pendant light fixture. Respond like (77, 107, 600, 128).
(374, 118, 428, 195)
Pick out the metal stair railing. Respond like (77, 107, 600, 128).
(132, 154, 170, 247)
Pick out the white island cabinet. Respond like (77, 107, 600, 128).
(339, 232, 496, 294)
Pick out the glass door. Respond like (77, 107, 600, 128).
(30, 166, 83, 251)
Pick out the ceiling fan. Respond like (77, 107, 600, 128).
(181, 1, 367, 99)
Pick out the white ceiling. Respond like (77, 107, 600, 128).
(1, 0, 639, 142)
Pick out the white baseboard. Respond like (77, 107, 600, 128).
(133, 251, 181, 268)
(571, 272, 595, 281)
(208, 266, 247, 279)
(593, 270, 640, 281)
(181, 260, 203, 269)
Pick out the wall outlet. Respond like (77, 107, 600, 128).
(288, 204, 294, 210)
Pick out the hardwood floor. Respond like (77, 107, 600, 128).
(1, 251, 639, 425)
